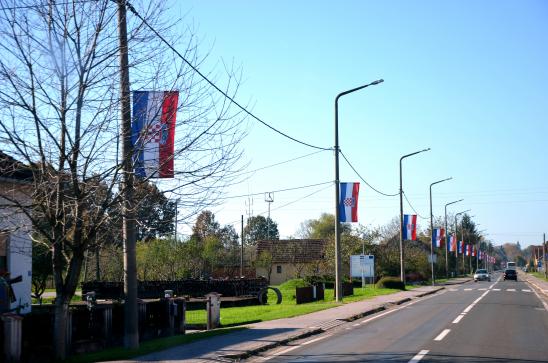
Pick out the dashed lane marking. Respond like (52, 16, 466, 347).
(522, 289, 532, 292)
(452, 314, 465, 324)
(434, 329, 451, 341)
(507, 289, 516, 292)
(408, 349, 429, 363)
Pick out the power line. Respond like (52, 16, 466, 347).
(340, 150, 399, 197)
(403, 191, 428, 219)
(217, 181, 332, 200)
(226, 149, 328, 178)
(124, 1, 331, 151)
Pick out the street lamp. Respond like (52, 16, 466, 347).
(399, 148, 430, 283)
(429, 177, 452, 285)
(334, 79, 383, 302)
(455, 209, 471, 276)
(444, 199, 463, 278)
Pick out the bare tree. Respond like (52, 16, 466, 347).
(0, 0, 246, 359)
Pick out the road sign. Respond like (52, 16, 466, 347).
(350, 254, 374, 278)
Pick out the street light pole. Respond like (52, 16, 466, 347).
(444, 199, 463, 278)
(399, 148, 430, 283)
(334, 79, 383, 302)
(454, 210, 470, 276)
(429, 177, 452, 285)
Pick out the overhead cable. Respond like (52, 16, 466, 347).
(340, 150, 399, 197)
(403, 191, 428, 219)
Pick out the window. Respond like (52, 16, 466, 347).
(276, 265, 282, 274)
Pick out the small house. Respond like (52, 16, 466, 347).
(0, 151, 33, 314)
(255, 239, 327, 285)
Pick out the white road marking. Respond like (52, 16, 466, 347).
(463, 304, 475, 313)
(493, 288, 501, 291)
(478, 288, 487, 291)
(507, 289, 516, 292)
(301, 334, 332, 346)
(522, 289, 532, 292)
(449, 288, 459, 291)
(529, 284, 548, 312)
(408, 350, 429, 363)
(464, 288, 473, 291)
(434, 329, 451, 341)
(353, 323, 360, 326)
(452, 314, 465, 324)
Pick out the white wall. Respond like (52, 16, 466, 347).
(0, 182, 32, 314)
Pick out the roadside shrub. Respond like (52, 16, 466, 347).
(375, 276, 405, 290)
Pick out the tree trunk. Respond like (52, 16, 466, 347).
(53, 299, 70, 361)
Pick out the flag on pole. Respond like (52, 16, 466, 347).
(402, 214, 417, 240)
(132, 91, 179, 178)
(472, 246, 476, 257)
(449, 234, 457, 252)
(432, 228, 445, 248)
(457, 241, 463, 254)
(465, 244, 471, 256)
(339, 182, 360, 222)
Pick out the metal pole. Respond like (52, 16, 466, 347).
(399, 148, 430, 284)
(542, 233, 548, 279)
(334, 79, 383, 302)
(240, 215, 244, 277)
(429, 178, 452, 285)
(117, 0, 138, 349)
(444, 199, 463, 278)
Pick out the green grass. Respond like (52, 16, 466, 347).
(66, 327, 245, 363)
(529, 271, 548, 281)
(186, 280, 412, 326)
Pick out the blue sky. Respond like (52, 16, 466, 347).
(171, 1, 548, 247)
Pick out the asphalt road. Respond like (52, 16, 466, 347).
(251, 273, 548, 362)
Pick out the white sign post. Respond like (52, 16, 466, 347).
(350, 255, 375, 287)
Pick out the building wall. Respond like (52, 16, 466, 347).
(256, 262, 324, 285)
(0, 180, 32, 314)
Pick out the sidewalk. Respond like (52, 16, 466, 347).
(108, 278, 470, 363)
(521, 271, 548, 297)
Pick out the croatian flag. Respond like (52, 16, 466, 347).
(457, 241, 463, 254)
(465, 244, 471, 256)
(339, 182, 359, 222)
(449, 234, 457, 252)
(432, 228, 445, 248)
(132, 91, 179, 178)
(402, 214, 417, 240)
(472, 246, 476, 257)
(479, 251, 483, 260)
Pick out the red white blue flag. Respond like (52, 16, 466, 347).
(449, 234, 457, 252)
(457, 241, 463, 254)
(432, 228, 445, 248)
(403, 214, 417, 240)
(132, 91, 179, 178)
(472, 246, 477, 257)
(465, 244, 471, 256)
(339, 182, 359, 222)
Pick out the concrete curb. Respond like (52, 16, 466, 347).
(221, 286, 446, 361)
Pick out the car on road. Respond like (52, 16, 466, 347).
(503, 269, 517, 281)
(474, 269, 490, 282)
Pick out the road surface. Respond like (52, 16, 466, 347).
(250, 272, 548, 362)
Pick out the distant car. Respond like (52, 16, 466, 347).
(503, 269, 517, 281)
(474, 269, 490, 282)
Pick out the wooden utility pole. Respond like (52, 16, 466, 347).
(117, 0, 138, 349)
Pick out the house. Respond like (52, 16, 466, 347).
(0, 151, 33, 314)
(255, 239, 328, 285)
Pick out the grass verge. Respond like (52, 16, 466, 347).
(66, 327, 245, 363)
(529, 271, 548, 281)
(186, 280, 413, 326)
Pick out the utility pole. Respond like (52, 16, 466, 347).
(240, 215, 244, 277)
(429, 178, 452, 286)
(265, 192, 274, 240)
(117, 0, 138, 349)
(542, 233, 548, 279)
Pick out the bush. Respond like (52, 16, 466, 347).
(375, 276, 405, 290)
(304, 275, 334, 288)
